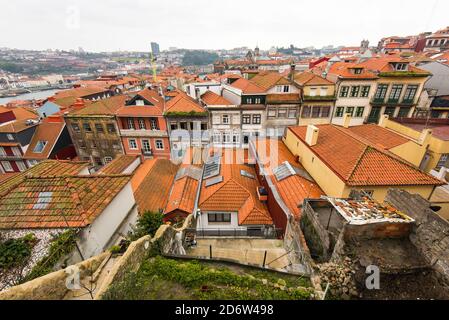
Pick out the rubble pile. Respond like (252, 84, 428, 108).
(317, 257, 360, 299)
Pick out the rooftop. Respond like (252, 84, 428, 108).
(346, 124, 411, 150)
(97, 155, 139, 175)
(293, 71, 334, 86)
(23, 122, 66, 160)
(200, 90, 232, 105)
(249, 71, 290, 90)
(164, 91, 206, 114)
(229, 78, 266, 94)
(69, 94, 129, 116)
(288, 124, 443, 187)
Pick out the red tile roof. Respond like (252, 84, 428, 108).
(133, 159, 179, 213)
(0, 107, 39, 133)
(0, 174, 131, 229)
(250, 71, 290, 90)
(97, 155, 139, 175)
(70, 95, 129, 116)
(288, 125, 443, 186)
(200, 90, 232, 105)
(229, 78, 266, 94)
(164, 91, 206, 114)
(199, 151, 273, 225)
(251, 139, 324, 219)
(23, 122, 66, 160)
(293, 71, 334, 86)
(346, 124, 411, 150)
(115, 88, 164, 117)
(53, 86, 110, 99)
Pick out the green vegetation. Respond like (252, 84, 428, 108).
(102, 256, 314, 300)
(0, 234, 36, 270)
(164, 111, 208, 117)
(182, 50, 219, 66)
(22, 230, 78, 283)
(0, 61, 24, 73)
(128, 211, 164, 241)
(379, 71, 429, 77)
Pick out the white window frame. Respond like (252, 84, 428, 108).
(138, 118, 146, 130)
(155, 139, 164, 150)
(0, 147, 6, 156)
(16, 160, 27, 172)
(222, 114, 229, 124)
(1, 161, 13, 172)
(104, 156, 113, 164)
(129, 139, 138, 150)
(142, 139, 151, 152)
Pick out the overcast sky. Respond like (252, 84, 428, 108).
(0, 0, 447, 52)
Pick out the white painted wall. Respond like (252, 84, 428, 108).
(196, 211, 246, 230)
(77, 182, 138, 258)
(123, 157, 141, 174)
(222, 85, 242, 105)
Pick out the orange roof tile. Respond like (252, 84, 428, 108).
(288, 125, 443, 187)
(97, 155, 139, 175)
(23, 122, 66, 160)
(199, 152, 272, 225)
(164, 91, 206, 114)
(70, 95, 129, 116)
(346, 124, 411, 150)
(200, 91, 232, 105)
(133, 159, 179, 213)
(250, 71, 290, 90)
(229, 78, 266, 94)
(0, 107, 39, 133)
(294, 71, 334, 86)
(115, 88, 165, 117)
(53, 86, 110, 99)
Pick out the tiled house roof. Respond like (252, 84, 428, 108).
(70, 95, 129, 116)
(288, 125, 443, 186)
(0, 174, 131, 229)
(250, 72, 290, 90)
(251, 139, 324, 218)
(229, 78, 266, 94)
(115, 88, 165, 117)
(0, 160, 89, 197)
(164, 166, 201, 216)
(198, 156, 273, 225)
(23, 122, 66, 160)
(293, 71, 333, 86)
(164, 91, 206, 114)
(200, 91, 232, 105)
(346, 124, 411, 150)
(97, 155, 139, 175)
(133, 159, 179, 213)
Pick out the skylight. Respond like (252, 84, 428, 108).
(273, 161, 296, 181)
(33, 140, 48, 153)
(33, 191, 53, 210)
(203, 154, 221, 179)
(240, 169, 255, 179)
(205, 175, 223, 187)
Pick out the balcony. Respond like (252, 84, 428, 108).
(141, 148, 153, 157)
(371, 97, 385, 105)
(303, 95, 336, 101)
(119, 129, 168, 138)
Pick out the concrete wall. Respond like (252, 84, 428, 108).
(385, 189, 449, 285)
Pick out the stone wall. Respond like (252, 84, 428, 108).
(344, 221, 412, 241)
(0, 252, 109, 300)
(94, 215, 194, 299)
(385, 189, 449, 285)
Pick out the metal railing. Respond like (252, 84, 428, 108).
(193, 228, 282, 238)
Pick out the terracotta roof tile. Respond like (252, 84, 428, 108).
(346, 124, 410, 149)
(200, 91, 232, 105)
(288, 125, 443, 186)
(250, 72, 290, 90)
(97, 155, 139, 175)
(164, 91, 206, 114)
(23, 122, 66, 160)
(229, 78, 266, 94)
(71, 95, 129, 116)
(294, 71, 334, 86)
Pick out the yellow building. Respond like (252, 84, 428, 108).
(293, 71, 336, 126)
(283, 124, 443, 202)
(381, 116, 449, 173)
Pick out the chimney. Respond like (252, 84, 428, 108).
(305, 125, 319, 146)
(289, 64, 296, 82)
(419, 128, 432, 146)
(72, 98, 85, 110)
(343, 113, 352, 128)
(378, 114, 389, 128)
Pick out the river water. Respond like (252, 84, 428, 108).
(0, 89, 62, 105)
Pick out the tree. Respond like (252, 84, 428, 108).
(129, 211, 164, 240)
(182, 50, 219, 66)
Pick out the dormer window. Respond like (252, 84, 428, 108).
(353, 68, 363, 74)
(393, 63, 408, 71)
(135, 99, 145, 106)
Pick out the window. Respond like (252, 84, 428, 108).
(127, 118, 135, 130)
(138, 118, 146, 130)
(170, 122, 178, 130)
(394, 63, 408, 71)
(276, 85, 283, 92)
(301, 106, 311, 118)
(255, 98, 261, 104)
(27, 159, 38, 167)
(384, 106, 396, 117)
(0, 147, 5, 156)
(398, 107, 410, 118)
(201, 123, 207, 130)
(222, 115, 229, 124)
(95, 123, 104, 133)
(353, 68, 362, 74)
(320, 87, 327, 96)
(223, 132, 231, 143)
(180, 122, 188, 130)
(208, 212, 231, 223)
(389, 84, 403, 102)
(83, 123, 92, 132)
(155, 140, 164, 150)
(142, 140, 151, 153)
(320, 106, 330, 118)
(339, 86, 349, 97)
(403, 85, 418, 102)
(150, 118, 158, 130)
(360, 86, 370, 97)
(346, 107, 355, 116)
(135, 99, 145, 106)
(335, 107, 344, 117)
(12, 147, 21, 157)
(309, 88, 317, 96)
(213, 132, 221, 143)
(437, 154, 449, 169)
(129, 139, 138, 150)
(268, 108, 276, 118)
(350, 86, 360, 97)
(72, 123, 80, 132)
(104, 156, 113, 164)
(107, 123, 116, 133)
(16, 161, 26, 172)
(252, 114, 261, 124)
(247, 98, 252, 104)
(283, 85, 289, 93)
(233, 133, 240, 143)
(311, 106, 321, 118)
(242, 115, 251, 124)
(1, 161, 13, 172)
(288, 108, 297, 118)
(355, 107, 365, 117)
(6, 134, 14, 141)
(278, 108, 287, 118)
(374, 84, 388, 100)
(33, 141, 47, 153)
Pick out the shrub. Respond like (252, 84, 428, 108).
(129, 211, 164, 241)
(0, 234, 36, 270)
